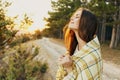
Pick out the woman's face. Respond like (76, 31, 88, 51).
(68, 10, 82, 30)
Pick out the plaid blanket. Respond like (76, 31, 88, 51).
(56, 36, 103, 80)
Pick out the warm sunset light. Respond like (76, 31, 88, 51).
(6, 0, 52, 31)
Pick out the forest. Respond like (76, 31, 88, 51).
(42, 0, 120, 49)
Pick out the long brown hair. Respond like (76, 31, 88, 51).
(64, 8, 98, 56)
(63, 25, 78, 56)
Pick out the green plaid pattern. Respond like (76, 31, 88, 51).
(56, 36, 103, 80)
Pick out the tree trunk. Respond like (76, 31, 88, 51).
(114, 5, 120, 48)
(109, 10, 118, 48)
(59, 30, 62, 39)
(101, 14, 106, 43)
(114, 25, 120, 47)
(110, 6, 120, 48)
(109, 26, 117, 48)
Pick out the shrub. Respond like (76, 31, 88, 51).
(0, 44, 48, 80)
(10, 34, 31, 47)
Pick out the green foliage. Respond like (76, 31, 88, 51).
(33, 30, 42, 39)
(10, 30, 42, 47)
(43, 0, 81, 38)
(10, 34, 31, 47)
(20, 14, 33, 30)
(0, 0, 17, 49)
(40, 63, 48, 73)
(41, 28, 51, 37)
(0, 0, 34, 50)
(86, 0, 120, 28)
(0, 44, 48, 80)
(43, 0, 119, 39)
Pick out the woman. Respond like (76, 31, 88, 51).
(56, 8, 103, 80)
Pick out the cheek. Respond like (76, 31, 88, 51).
(68, 19, 80, 29)
(74, 19, 80, 24)
(74, 20, 80, 28)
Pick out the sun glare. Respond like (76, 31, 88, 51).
(6, 0, 52, 32)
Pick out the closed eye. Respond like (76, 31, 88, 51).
(76, 14, 81, 18)
(76, 14, 80, 16)
(76, 16, 80, 18)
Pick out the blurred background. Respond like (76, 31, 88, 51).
(0, 0, 120, 80)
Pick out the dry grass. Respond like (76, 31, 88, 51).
(50, 38, 120, 65)
(101, 44, 120, 65)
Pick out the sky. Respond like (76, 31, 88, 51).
(5, 0, 52, 31)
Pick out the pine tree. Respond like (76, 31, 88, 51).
(87, 0, 116, 43)
(44, 0, 81, 38)
(109, 0, 120, 48)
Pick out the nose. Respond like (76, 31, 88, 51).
(70, 18, 74, 24)
(70, 17, 74, 21)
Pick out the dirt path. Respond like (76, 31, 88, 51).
(32, 38, 66, 80)
(33, 38, 120, 80)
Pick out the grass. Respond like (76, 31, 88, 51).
(101, 44, 120, 65)
(50, 38, 120, 65)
